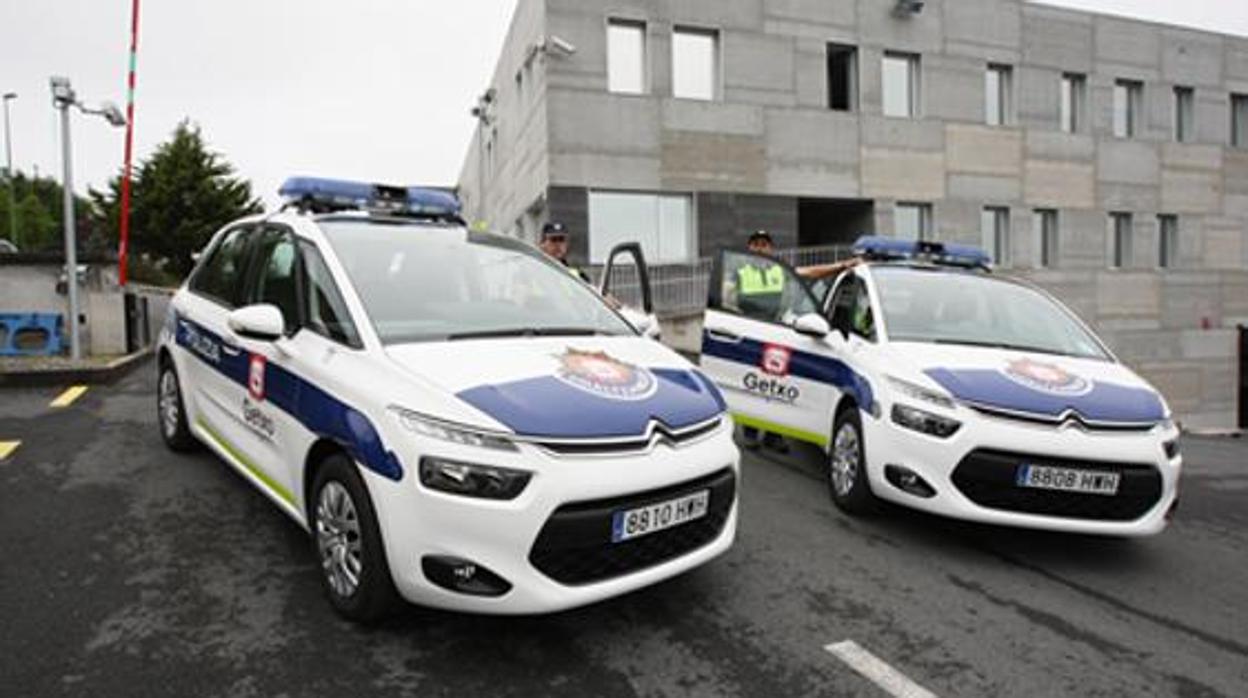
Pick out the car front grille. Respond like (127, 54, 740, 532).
(951, 449, 1163, 522)
(531, 417, 724, 457)
(529, 468, 735, 586)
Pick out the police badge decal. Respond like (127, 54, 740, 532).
(555, 348, 658, 401)
(1001, 358, 1093, 396)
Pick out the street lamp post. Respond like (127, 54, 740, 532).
(50, 77, 126, 361)
(2, 92, 16, 248)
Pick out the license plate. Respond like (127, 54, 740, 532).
(1016, 464, 1120, 496)
(611, 490, 710, 543)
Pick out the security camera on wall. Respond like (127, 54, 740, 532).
(893, 0, 924, 17)
(546, 35, 577, 57)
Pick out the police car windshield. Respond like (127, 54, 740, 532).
(873, 268, 1109, 360)
(319, 221, 634, 344)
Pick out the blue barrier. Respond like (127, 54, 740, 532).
(0, 313, 65, 356)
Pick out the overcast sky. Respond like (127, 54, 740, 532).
(2, 0, 1245, 211)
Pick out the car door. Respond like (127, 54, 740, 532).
(700, 250, 841, 449)
(177, 224, 261, 448)
(598, 242, 659, 339)
(225, 224, 314, 504)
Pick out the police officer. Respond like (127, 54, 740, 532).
(540, 221, 592, 284)
(736, 230, 787, 320)
(738, 230, 790, 452)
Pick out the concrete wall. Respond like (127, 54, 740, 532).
(460, 0, 1248, 427)
(0, 262, 127, 356)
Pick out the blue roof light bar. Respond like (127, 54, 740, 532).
(852, 235, 992, 269)
(278, 176, 462, 218)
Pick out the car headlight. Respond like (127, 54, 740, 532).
(886, 375, 956, 410)
(392, 407, 517, 452)
(892, 404, 962, 438)
(419, 457, 532, 500)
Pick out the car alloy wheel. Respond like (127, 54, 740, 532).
(159, 369, 181, 440)
(316, 481, 364, 600)
(831, 421, 860, 497)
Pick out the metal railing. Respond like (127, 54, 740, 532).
(590, 244, 852, 317)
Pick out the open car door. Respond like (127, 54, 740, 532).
(599, 242, 660, 340)
(700, 250, 843, 450)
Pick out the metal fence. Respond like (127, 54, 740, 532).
(590, 244, 852, 318)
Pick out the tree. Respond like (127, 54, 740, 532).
(0, 172, 99, 252)
(14, 192, 57, 250)
(92, 120, 262, 279)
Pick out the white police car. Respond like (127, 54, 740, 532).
(156, 177, 738, 621)
(701, 237, 1180, 536)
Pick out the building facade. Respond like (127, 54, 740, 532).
(458, 0, 1248, 429)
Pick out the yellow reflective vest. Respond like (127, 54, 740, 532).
(737, 263, 785, 296)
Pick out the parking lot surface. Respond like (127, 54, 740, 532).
(2, 366, 1246, 697)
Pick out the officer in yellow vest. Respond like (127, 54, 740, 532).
(738, 230, 791, 452)
(737, 230, 787, 320)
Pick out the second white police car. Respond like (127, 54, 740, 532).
(701, 237, 1181, 536)
(157, 178, 738, 621)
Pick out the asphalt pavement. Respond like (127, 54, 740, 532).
(2, 365, 1246, 697)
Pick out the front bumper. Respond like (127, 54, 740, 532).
(364, 422, 740, 614)
(861, 406, 1181, 536)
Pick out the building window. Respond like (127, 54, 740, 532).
(1061, 73, 1086, 134)
(1035, 209, 1059, 269)
(827, 43, 858, 111)
(1234, 94, 1248, 147)
(1158, 215, 1179, 269)
(895, 202, 931, 241)
(1174, 86, 1194, 143)
(1110, 212, 1133, 268)
(607, 19, 646, 95)
(1113, 80, 1143, 138)
(882, 52, 919, 118)
(588, 191, 693, 264)
(981, 207, 1011, 266)
(672, 27, 718, 101)
(985, 64, 1012, 126)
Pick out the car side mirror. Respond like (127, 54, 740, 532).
(228, 304, 285, 342)
(794, 313, 830, 338)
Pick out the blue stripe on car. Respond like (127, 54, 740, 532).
(454, 367, 725, 438)
(700, 331, 875, 412)
(175, 316, 403, 481)
(924, 367, 1166, 424)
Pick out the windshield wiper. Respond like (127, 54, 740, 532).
(926, 338, 1075, 357)
(447, 327, 610, 341)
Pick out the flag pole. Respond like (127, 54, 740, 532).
(118, 0, 140, 286)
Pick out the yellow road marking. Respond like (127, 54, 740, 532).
(0, 441, 20, 461)
(50, 385, 89, 408)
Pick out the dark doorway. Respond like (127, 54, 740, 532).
(1239, 325, 1247, 429)
(798, 198, 875, 247)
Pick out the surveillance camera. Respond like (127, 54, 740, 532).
(546, 35, 577, 57)
(100, 101, 127, 128)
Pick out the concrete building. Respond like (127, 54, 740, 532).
(458, 0, 1248, 429)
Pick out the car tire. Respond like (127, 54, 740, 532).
(827, 406, 879, 515)
(157, 360, 197, 452)
(311, 454, 401, 623)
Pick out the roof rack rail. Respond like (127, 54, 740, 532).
(278, 176, 464, 222)
(852, 235, 992, 270)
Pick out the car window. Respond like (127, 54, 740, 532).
(190, 226, 254, 308)
(250, 228, 301, 335)
(300, 241, 362, 348)
(873, 267, 1109, 359)
(318, 221, 633, 344)
(828, 276, 875, 342)
(718, 250, 817, 326)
